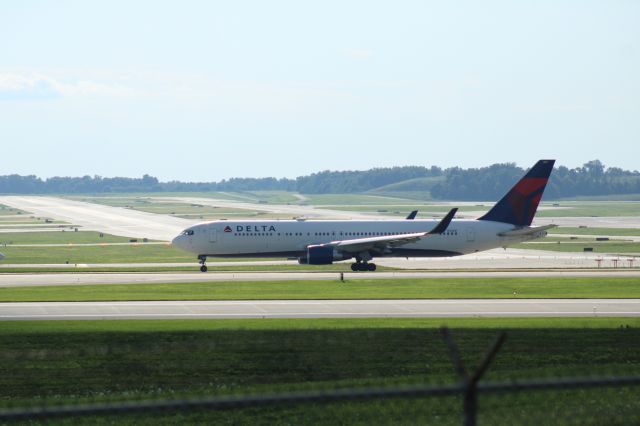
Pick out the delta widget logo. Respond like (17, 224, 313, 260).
(223, 226, 232, 233)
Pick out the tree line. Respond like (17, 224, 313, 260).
(430, 160, 640, 200)
(0, 160, 638, 200)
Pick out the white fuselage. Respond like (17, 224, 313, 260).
(171, 219, 541, 259)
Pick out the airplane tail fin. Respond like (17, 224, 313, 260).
(478, 159, 555, 227)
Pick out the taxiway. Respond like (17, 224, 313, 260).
(1, 299, 638, 320)
(1, 270, 639, 288)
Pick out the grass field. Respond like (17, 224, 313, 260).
(559, 194, 640, 202)
(0, 231, 138, 245)
(327, 204, 476, 214)
(0, 318, 638, 424)
(0, 244, 194, 263)
(535, 202, 640, 217)
(1, 277, 638, 302)
(0, 204, 28, 216)
(236, 190, 305, 204)
(515, 239, 640, 254)
(301, 194, 419, 205)
(550, 227, 640, 237)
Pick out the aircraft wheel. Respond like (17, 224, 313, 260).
(367, 263, 376, 272)
(351, 263, 359, 272)
(200, 265, 208, 273)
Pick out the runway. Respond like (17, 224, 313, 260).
(1, 270, 639, 288)
(1, 299, 638, 320)
(0, 196, 190, 241)
(0, 195, 387, 241)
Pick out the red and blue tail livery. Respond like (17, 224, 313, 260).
(479, 159, 555, 227)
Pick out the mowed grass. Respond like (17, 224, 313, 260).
(0, 244, 194, 263)
(0, 318, 638, 424)
(0, 204, 28, 216)
(127, 202, 256, 216)
(535, 202, 640, 217)
(514, 239, 640, 253)
(302, 193, 418, 205)
(550, 227, 640, 237)
(1, 277, 639, 302)
(0, 231, 138, 244)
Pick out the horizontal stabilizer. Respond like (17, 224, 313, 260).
(498, 224, 557, 237)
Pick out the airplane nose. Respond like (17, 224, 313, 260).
(171, 235, 183, 248)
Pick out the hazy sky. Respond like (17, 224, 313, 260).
(1, 1, 638, 181)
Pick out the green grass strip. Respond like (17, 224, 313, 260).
(1, 277, 639, 302)
(515, 240, 640, 253)
(0, 244, 193, 263)
(1, 317, 639, 334)
(551, 227, 640, 237)
(0, 318, 638, 425)
(0, 231, 144, 244)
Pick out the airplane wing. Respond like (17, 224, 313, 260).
(309, 208, 457, 255)
(498, 224, 557, 237)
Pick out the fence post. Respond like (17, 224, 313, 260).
(441, 327, 506, 426)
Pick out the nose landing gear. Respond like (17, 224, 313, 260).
(198, 255, 207, 272)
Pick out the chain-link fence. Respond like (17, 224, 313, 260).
(1, 375, 639, 424)
(1, 325, 639, 424)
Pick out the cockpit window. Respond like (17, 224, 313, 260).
(181, 229, 195, 236)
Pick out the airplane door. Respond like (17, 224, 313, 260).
(466, 228, 475, 242)
(209, 227, 218, 243)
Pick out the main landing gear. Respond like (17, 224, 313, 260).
(198, 255, 207, 272)
(351, 262, 376, 272)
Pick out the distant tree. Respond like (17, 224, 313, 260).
(0, 159, 638, 198)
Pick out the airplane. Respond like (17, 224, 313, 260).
(172, 160, 556, 272)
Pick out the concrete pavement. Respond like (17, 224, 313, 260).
(1, 299, 638, 320)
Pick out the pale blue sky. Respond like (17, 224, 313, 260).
(1, 1, 638, 181)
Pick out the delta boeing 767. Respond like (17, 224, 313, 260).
(172, 160, 556, 272)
